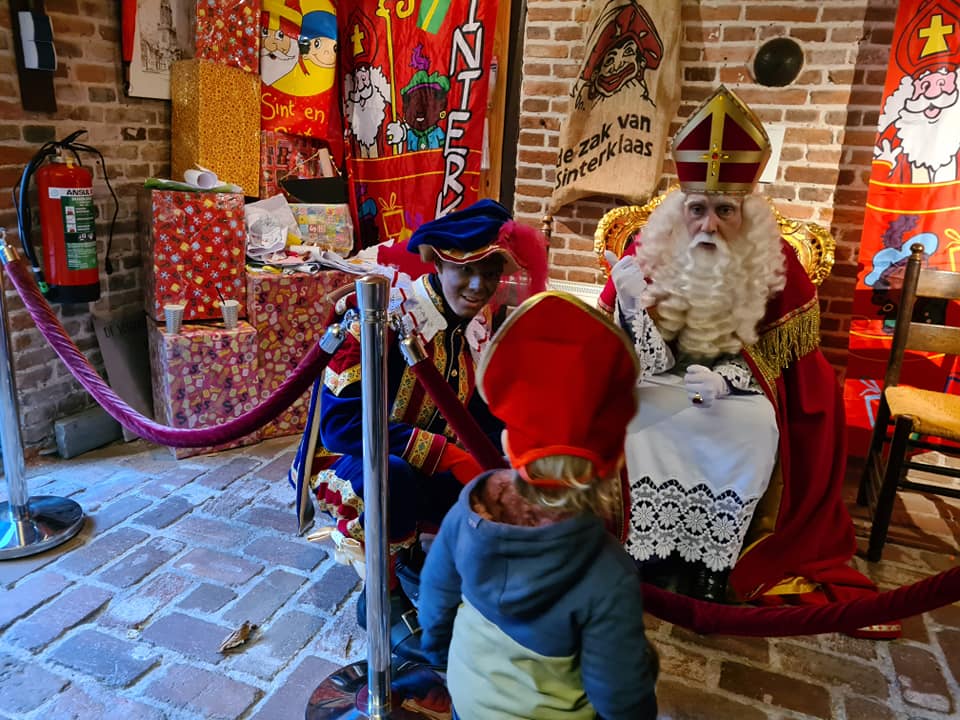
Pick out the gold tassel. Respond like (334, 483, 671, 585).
(746, 297, 821, 386)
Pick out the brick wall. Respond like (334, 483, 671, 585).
(0, 2, 169, 449)
(513, 0, 898, 374)
(0, 0, 898, 449)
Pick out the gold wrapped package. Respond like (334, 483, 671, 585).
(171, 59, 260, 196)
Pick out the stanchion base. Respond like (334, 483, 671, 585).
(0, 496, 84, 560)
(306, 659, 450, 719)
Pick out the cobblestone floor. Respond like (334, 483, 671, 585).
(2, 437, 960, 719)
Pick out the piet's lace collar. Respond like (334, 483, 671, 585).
(392, 275, 493, 358)
(390, 274, 452, 343)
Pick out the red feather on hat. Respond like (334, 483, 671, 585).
(497, 221, 549, 293)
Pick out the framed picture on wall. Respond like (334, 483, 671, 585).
(127, 0, 195, 100)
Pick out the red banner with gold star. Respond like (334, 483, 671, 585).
(339, 0, 497, 254)
(844, 0, 960, 455)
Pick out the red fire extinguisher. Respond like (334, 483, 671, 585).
(34, 156, 100, 302)
(15, 130, 117, 303)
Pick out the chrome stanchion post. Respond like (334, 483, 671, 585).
(0, 240, 26, 516)
(356, 275, 391, 718)
(0, 231, 84, 559)
(304, 275, 449, 720)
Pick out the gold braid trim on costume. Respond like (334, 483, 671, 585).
(761, 575, 819, 596)
(745, 297, 820, 387)
(324, 364, 362, 396)
(405, 429, 440, 470)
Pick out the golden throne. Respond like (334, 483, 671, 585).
(593, 187, 836, 286)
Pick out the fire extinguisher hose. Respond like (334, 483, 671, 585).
(1, 252, 339, 448)
(14, 144, 54, 290)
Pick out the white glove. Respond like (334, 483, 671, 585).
(874, 138, 901, 165)
(386, 121, 406, 145)
(684, 364, 730, 408)
(608, 253, 647, 314)
(465, 313, 491, 357)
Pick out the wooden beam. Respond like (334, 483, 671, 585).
(479, 0, 513, 201)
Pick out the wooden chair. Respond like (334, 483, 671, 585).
(592, 187, 836, 286)
(857, 243, 960, 561)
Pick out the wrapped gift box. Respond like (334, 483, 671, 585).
(260, 130, 326, 200)
(195, 0, 260, 73)
(149, 320, 262, 459)
(171, 59, 260, 196)
(291, 203, 354, 256)
(140, 188, 247, 322)
(246, 270, 353, 438)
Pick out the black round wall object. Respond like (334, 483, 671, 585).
(754, 38, 804, 87)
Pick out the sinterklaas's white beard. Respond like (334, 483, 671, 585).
(635, 192, 787, 361)
(895, 90, 960, 174)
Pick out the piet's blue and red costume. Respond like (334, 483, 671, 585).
(297, 274, 504, 550)
(289, 199, 549, 551)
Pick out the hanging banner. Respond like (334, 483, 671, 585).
(845, 0, 960, 456)
(340, 0, 497, 251)
(550, 0, 682, 213)
(260, 0, 342, 147)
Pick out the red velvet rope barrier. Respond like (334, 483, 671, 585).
(406, 357, 508, 471)
(642, 564, 960, 636)
(11, 252, 960, 637)
(402, 312, 960, 636)
(3, 258, 335, 448)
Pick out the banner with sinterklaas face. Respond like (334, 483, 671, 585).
(260, 0, 342, 152)
(844, 0, 960, 455)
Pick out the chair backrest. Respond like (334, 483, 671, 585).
(592, 187, 836, 286)
(885, 243, 960, 387)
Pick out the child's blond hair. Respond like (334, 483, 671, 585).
(515, 454, 622, 518)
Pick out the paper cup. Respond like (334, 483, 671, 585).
(221, 299, 240, 330)
(164, 303, 185, 334)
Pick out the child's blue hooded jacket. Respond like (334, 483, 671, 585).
(419, 471, 658, 720)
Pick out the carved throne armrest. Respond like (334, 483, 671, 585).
(593, 188, 836, 286)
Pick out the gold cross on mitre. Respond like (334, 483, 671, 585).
(703, 144, 731, 178)
(919, 14, 955, 57)
(263, 0, 302, 32)
(350, 22, 366, 56)
(671, 86, 772, 195)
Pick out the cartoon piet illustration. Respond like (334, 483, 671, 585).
(572, 0, 665, 110)
(862, 215, 939, 333)
(343, 9, 392, 159)
(874, 3, 960, 183)
(299, 9, 337, 72)
(261, 0, 337, 96)
(386, 45, 451, 152)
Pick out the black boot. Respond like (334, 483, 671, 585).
(639, 552, 682, 592)
(688, 562, 729, 603)
(356, 585, 437, 667)
(356, 585, 414, 629)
